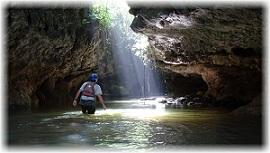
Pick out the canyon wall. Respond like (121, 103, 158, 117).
(8, 7, 107, 109)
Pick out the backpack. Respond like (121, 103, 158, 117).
(81, 82, 95, 97)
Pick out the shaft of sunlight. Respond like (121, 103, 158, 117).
(94, 0, 164, 99)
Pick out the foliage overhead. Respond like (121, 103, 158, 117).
(91, 5, 112, 28)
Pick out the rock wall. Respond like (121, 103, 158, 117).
(7, 7, 105, 109)
(129, 4, 262, 106)
(7, 5, 263, 110)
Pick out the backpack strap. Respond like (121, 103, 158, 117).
(90, 82, 96, 95)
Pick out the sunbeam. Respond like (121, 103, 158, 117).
(95, 0, 164, 99)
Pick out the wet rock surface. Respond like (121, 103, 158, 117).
(129, 4, 262, 110)
(8, 7, 105, 109)
(160, 96, 211, 109)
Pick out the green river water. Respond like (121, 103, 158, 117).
(7, 99, 262, 151)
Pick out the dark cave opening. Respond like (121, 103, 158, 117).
(162, 71, 208, 97)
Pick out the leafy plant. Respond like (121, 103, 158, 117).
(91, 5, 112, 28)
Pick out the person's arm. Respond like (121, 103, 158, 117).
(73, 90, 81, 107)
(97, 95, 107, 110)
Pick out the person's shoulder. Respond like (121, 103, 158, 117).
(94, 83, 101, 87)
(82, 82, 88, 85)
(94, 84, 102, 90)
(79, 82, 88, 90)
(81, 81, 90, 86)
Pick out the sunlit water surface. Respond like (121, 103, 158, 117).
(8, 99, 262, 151)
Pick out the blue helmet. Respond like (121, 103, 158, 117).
(89, 73, 98, 82)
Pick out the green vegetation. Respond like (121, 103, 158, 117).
(91, 5, 112, 28)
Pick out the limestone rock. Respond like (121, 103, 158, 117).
(129, 5, 262, 106)
(8, 8, 103, 109)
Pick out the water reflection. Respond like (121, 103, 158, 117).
(8, 100, 262, 149)
(97, 108, 166, 119)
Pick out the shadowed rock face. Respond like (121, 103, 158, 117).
(8, 7, 105, 109)
(129, 5, 262, 106)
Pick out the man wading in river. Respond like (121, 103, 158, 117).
(73, 73, 107, 114)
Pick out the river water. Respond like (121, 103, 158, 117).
(8, 99, 262, 151)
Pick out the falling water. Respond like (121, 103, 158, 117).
(100, 1, 164, 98)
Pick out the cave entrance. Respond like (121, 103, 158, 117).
(162, 72, 208, 97)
